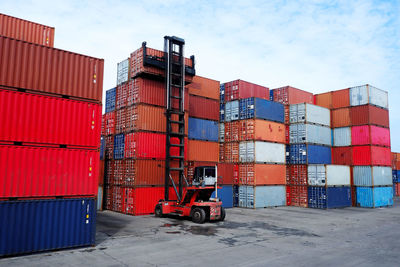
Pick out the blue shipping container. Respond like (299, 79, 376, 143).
(233, 185, 239, 207)
(113, 133, 125, 159)
(308, 186, 351, 209)
(105, 87, 116, 113)
(220, 103, 225, 121)
(220, 84, 225, 103)
(286, 144, 331, 164)
(100, 136, 105, 160)
(239, 97, 284, 123)
(0, 198, 96, 256)
(393, 170, 399, 183)
(269, 89, 274, 101)
(188, 117, 219, 142)
(356, 186, 393, 208)
(211, 185, 233, 208)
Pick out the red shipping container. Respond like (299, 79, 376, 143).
(116, 83, 128, 110)
(272, 86, 313, 105)
(105, 160, 114, 185)
(105, 186, 113, 210)
(395, 183, 400, 197)
(224, 79, 269, 102)
(286, 165, 308, 185)
(0, 89, 101, 148)
(0, 145, 98, 198)
(352, 146, 391, 166)
(350, 105, 389, 128)
(0, 36, 104, 102)
(124, 187, 165, 215)
(109, 159, 124, 186)
(99, 160, 105, 186)
(126, 78, 189, 110)
(284, 105, 290, 125)
(224, 142, 239, 163)
(101, 116, 105, 136)
(111, 185, 124, 213)
(225, 121, 240, 142)
(124, 132, 187, 160)
(332, 147, 353, 165)
(189, 95, 219, 120)
(219, 143, 225, 162)
(331, 88, 350, 109)
(0, 13, 55, 47)
(351, 125, 390, 147)
(239, 164, 286, 185)
(115, 109, 126, 134)
(286, 185, 308, 207)
(105, 135, 114, 159)
(217, 163, 236, 185)
(104, 111, 116, 136)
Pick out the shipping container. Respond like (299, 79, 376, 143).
(355, 186, 393, 207)
(217, 163, 238, 184)
(189, 95, 219, 120)
(308, 186, 351, 209)
(331, 147, 353, 165)
(219, 123, 225, 142)
(0, 36, 104, 102)
(284, 105, 290, 124)
(353, 166, 392, 186)
(98, 159, 105, 185)
(352, 146, 391, 166)
(233, 185, 239, 206)
(271, 86, 313, 105)
(239, 97, 284, 123)
(105, 88, 116, 113)
(124, 132, 187, 160)
(289, 123, 331, 146)
(0, 13, 55, 47)
(220, 103, 225, 121)
(225, 100, 239, 122)
(117, 58, 130, 86)
(331, 107, 351, 128)
(331, 88, 350, 109)
(286, 185, 308, 207)
(395, 183, 400, 197)
(286, 144, 331, 164)
(0, 145, 98, 198)
(350, 85, 388, 109)
(211, 186, 233, 208)
(225, 121, 240, 142)
(188, 140, 218, 162)
(115, 109, 126, 134)
(187, 75, 219, 100)
(0, 89, 101, 147)
(286, 165, 308, 185)
(224, 80, 269, 102)
(239, 141, 285, 163)
(224, 142, 239, 163)
(333, 127, 351, 147)
(105, 135, 114, 159)
(314, 92, 332, 109)
(97, 186, 104, 210)
(307, 165, 350, 186)
(116, 83, 128, 110)
(351, 125, 390, 147)
(100, 137, 105, 160)
(124, 159, 172, 186)
(188, 117, 218, 142)
(239, 164, 286, 185)
(0, 198, 95, 256)
(392, 170, 398, 183)
(238, 119, 285, 143)
(391, 152, 399, 170)
(289, 103, 330, 126)
(103, 111, 115, 136)
(350, 105, 389, 128)
(239, 185, 286, 208)
(114, 134, 125, 160)
(219, 143, 225, 162)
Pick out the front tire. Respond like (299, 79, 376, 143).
(155, 204, 163, 217)
(219, 207, 226, 221)
(191, 208, 206, 224)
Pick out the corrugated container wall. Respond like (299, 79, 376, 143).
(224, 80, 269, 102)
(225, 100, 239, 122)
(314, 92, 332, 109)
(356, 187, 393, 208)
(0, 36, 104, 102)
(352, 146, 391, 166)
(271, 86, 313, 105)
(239, 164, 286, 185)
(350, 105, 389, 128)
(211, 186, 233, 208)
(239, 141, 285, 163)
(189, 95, 219, 120)
(350, 85, 388, 109)
(331, 108, 351, 128)
(332, 147, 353, 165)
(308, 187, 351, 209)
(105, 88, 116, 113)
(0, 198, 96, 256)
(289, 123, 331, 146)
(289, 103, 330, 126)
(331, 89, 350, 109)
(117, 58, 130, 86)
(239, 97, 284, 123)
(286, 144, 331, 164)
(188, 117, 218, 142)
(353, 166, 392, 186)
(187, 76, 219, 100)
(307, 165, 350, 186)
(239, 186, 286, 208)
(333, 127, 351, 147)
(238, 119, 285, 143)
(188, 140, 219, 162)
(0, 13, 55, 47)
(351, 125, 390, 147)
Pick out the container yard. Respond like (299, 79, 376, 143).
(1, 7, 400, 267)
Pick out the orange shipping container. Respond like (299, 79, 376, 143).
(331, 89, 350, 109)
(239, 164, 286, 185)
(188, 140, 219, 162)
(224, 142, 239, 163)
(239, 119, 285, 143)
(0, 13, 55, 47)
(225, 121, 240, 142)
(187, 76, 220, 100)
(219, 143, 225, 162)
(314, 92, 332, 109)
(331, 107, 351, 128)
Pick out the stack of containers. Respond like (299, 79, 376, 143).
(315, 85, 393, 208)
(391, 153, 400, 197)
(102, 44, 194, 215)
(0, 14, 103, 256)
(270, 86, 313, 207)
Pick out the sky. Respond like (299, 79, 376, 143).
(2, 0, 400, 150)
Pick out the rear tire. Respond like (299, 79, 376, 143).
(155, 204, 163, 217)
(191, 208, 206, 224)
(219, 207, 226, 221)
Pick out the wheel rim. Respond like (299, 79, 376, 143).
(193, 211, 201, 221)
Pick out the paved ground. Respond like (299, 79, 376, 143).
(2, 198, 400, 267)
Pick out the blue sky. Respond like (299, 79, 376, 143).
(2, 0, 400, 150)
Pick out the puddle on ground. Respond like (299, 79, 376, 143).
(162, 223, 180, 227)
(166, 231, 181, 234)
(187, 226, 217, 236)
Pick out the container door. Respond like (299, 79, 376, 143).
(238, 186, 247, 207)
(247, 141, 255, 163)
(316, 165, 326, 186)
(289, 124, 298, 143)
(308, 165, 317, 186)
(239, 142, 247, 163)
(225, 102, 232, 122)
(350, 85, 368, 106)
(289, 104, 298, 123)
(246, 186, 254, 208)
(231, 100, 240, 121)
(297, 103, 306, 123)
(368, 86, 388, 109)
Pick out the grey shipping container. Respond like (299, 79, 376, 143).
(239, 185, 286, 208)
(225, 100, 239, 122)
(333, 127, 351, 147)
(353, 166, 393, 186)
(289, 103, 330, 126)
(308, 165, 351, 186)
(350, 84, 388, 109)
(290, 123, 331, 146)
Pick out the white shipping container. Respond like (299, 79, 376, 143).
(290, 103, 330, 126)
(350, 84, 388, 109)
(353, 166, 392, 186)
(308, 165, 350, 186)
(333, 127, 351, 147)
(239, 141, 285, 163)
(219, 123, 225, 142)
(117, 58, 130, 85)
(225, 100, 239, 122)
(290, 123, 331, 146)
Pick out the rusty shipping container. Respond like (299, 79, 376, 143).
(225, 121, 240, 142)
(331, 89, 350, 109)
(314, 92, 332, 109)
(239, 164, 286, 186)
(239, 119, 286, 143)
(189, 94, 219, 120)
(286, 165, 308, 185)
(224, 142, 239, 163)
(188, 140, 219, 162)
(0, 13, 55, 47)
(271, 86, 313, 105)
(350, 105, 389, 128)
(331, 107, 351, 128)
(0, 36, 104, 102)
(187, 75, 220, 100)
(0, 89, 101, 148)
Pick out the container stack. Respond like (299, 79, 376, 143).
(270, 86, 313, 207)
(391, 153, 400, 197)
(316, 85, 393, 208)
(0, 14, 103, 256)
(102, 43, 195, 215)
